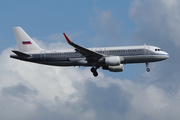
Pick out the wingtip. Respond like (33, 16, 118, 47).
(63, 33, 71, 43)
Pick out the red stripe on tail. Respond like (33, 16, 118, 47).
(22, 41, 32, 45)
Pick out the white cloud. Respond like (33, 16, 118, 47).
(128, 0, 180, 93)
(0, 41, 103, 119)
(0, 44, 180, 119)
(32, 37, 72, 50)
(129, 0, 180, 46)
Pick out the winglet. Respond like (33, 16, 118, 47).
(63, 33, 71, 43)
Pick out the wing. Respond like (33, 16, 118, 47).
(63, 33, 104, 60)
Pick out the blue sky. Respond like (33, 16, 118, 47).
(0, 0, 134, 47)
(0, 0, 179, 120)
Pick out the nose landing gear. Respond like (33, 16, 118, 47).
(91, 67, 98, 77)
(146, 63, 150, 72)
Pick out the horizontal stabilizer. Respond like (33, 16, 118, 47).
(12, 50, 31, 58)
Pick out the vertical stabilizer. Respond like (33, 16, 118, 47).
(13, 27, 42, 52)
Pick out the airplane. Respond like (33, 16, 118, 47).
(10, 27, 169, 77)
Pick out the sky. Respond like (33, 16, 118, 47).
(0, 0, 180, 120)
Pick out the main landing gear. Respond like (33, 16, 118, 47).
(146, 62, 150, 72)
(91, 66, 98, 77)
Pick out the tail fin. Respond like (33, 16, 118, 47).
(13, 27, 43, 52)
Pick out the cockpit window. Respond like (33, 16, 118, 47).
(155, 49, 161, 51)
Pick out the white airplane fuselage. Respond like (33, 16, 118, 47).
(10, 27, 169, 77)
(11, 45, 168, 66)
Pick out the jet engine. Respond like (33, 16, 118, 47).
(104, 56, 121, 66)
(102, 64, 124, 72)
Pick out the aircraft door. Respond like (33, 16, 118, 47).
(144, 44, 147, 55)
(144, 45, 150, 55)
(41, 51, 46, 60)
(103, 48, 109, 55)
(147, 46, 150, 55)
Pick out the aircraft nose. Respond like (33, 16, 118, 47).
(163, 52, 169, 59)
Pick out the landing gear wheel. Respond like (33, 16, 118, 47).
(90, 67, 98, 77)
(146, 62, 150, 72)
(93, 71, 98, 77)
(146, 68, 150, 72)
(91, 67, 95, 72)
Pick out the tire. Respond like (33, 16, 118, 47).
(93, 71, 98, 77)
(146, 68, 150, 72)
(91, 67, 95, 72)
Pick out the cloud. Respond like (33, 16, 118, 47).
(129, 0, 180, 94)
(32, 37, 72, 50)
(129, 0, 180, 46)
(128, 1, 180, 119)
(1, 83, 37, 100)
(1, 43, 180, 120)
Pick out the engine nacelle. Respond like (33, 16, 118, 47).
(102, 64, 124, 72)
(105, 56, 120, 66)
